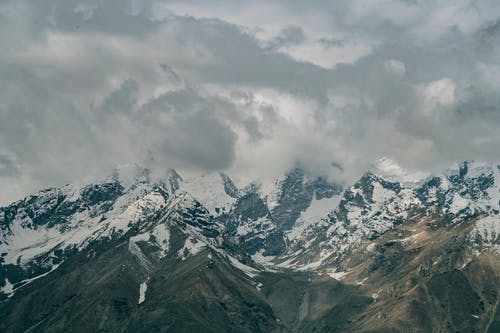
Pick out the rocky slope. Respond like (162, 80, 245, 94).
(0, 160, 498, 332)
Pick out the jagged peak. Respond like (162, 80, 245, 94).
(219, 172, 240, 198)
(166, 168, 183, 193)
(446, 160, 497, 179)
(175, 171, 239, 216)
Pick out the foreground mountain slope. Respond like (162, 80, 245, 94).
(0, 161, 499, 332)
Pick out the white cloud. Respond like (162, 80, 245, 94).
(419, 78, 457, 115)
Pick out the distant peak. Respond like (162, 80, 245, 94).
(167, 169, 183, 192)
(219, 172, 240, 198)
(448, 160, 495, 179)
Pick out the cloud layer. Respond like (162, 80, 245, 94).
(1, 0, 500, 204)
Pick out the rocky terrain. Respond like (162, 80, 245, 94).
(0, 160, 498, 332)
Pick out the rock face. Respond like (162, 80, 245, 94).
(0, 161, 499, 332)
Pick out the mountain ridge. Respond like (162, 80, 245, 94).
(0, 160, 498, 332)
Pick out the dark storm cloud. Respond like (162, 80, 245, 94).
(159, 111, 237, 170)
(1, 0, 500, 204)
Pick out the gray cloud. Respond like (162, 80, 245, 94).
(101, 79, 139, 114)
(266, 25, 305, 50)
(1, 0, 500, 204)
(158, 110, 237, 170)
(0, 153, 20, 177)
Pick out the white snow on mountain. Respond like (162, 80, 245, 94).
(178, 173, 236, 216)
(449, 193, 470, 214)
(129, 232, 154, 270)
(150, 224, 171, 257)
(469, 216, 500, 253)
(138, 281, 147, 304)
(236, 216, 274, 237)
(286, 192, 342, 240)
(128, 223, 171, 269)
(178, 237, 207, 260)
(1, 278, 13, 297)
(260, 176, 285, 211)
(1, 181, 166, 267)
(1, 160, 500, 293)
(276, 161, 500, 270)
(226, 254, 259, 278)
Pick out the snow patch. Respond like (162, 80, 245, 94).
(449, 193, 469, 214)
(326, 269, 349, 280)
(251, 250, 276, 266)
(1, 278, 14, 297)
(226, 255, 259, 278)
(287, 193, 341, 240)
(470, 216, 499, 246)
(356, 277, 368, 285)
(128, 233, 152, 270)
(151, 224, 170, 258)
(178, 237, 206, 260)
(138, 280, 147, 304)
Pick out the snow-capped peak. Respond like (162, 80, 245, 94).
(176, 172, 238, 216)
(446, 160, 497, 179)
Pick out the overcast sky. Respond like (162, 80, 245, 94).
(1, 0, 500, 204)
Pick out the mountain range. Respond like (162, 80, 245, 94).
(0, 159, 498, 332)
